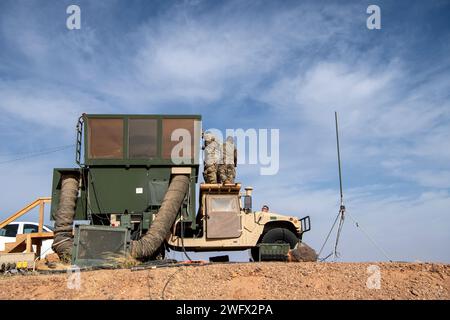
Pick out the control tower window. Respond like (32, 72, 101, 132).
(88, 118, 124, 159)
(128, 118, 158, 159)
(162, 119, 198, 160)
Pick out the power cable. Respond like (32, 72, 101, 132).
(0, 144, 75, 157)
(179, 179, 193, 261)
(161, 268, 183, 300)
(0, 144, 75, 165)
(180, 216, 192, 261)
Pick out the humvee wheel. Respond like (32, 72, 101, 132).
(251, 228, 299, 261)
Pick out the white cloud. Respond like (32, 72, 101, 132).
(0, 80, 112, 136)
(403, 170, 450, 189)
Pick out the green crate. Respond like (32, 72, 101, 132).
(72, 225, 130, 267)
(258, 243, 290, 261)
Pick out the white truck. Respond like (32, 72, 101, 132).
(0, 221, 54, 258)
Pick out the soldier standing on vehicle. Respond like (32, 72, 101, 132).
(203, 132, 221, 184)
(219, 136, 237, 184)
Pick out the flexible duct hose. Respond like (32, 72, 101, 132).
(130, 174, 190, 259)
(52, 174, 79, 262)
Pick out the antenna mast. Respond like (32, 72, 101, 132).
(317, 112, 347, 261)
(333, 112, 346, 259)
(335, 112, 344, 207)
(318, 112, 392, 262)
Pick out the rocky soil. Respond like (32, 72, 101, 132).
(0, 262, 448, 300)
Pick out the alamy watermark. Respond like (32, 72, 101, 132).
(170, 128, 280, 176)
(66, 5, 81, 30)
(66, 4, 380, 31)
(366, 5, 381, 30)
(366, 265, 381, 289)
(67, 265, 81, 290)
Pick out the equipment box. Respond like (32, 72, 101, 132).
(72, 225, 130, 267)
(258, 243, 290, 261)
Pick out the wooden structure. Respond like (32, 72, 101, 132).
(0, 197, 53, 258)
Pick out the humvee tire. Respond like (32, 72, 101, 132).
(262, 228, 299, 248)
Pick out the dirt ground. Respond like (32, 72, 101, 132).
(0, 262, 448, 300)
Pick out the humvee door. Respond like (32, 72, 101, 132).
(206, 195, 241, 239)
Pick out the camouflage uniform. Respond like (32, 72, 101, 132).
(203, 132, 221, 184)
(219, 136, 237, 184)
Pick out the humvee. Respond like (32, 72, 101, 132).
(167, 182, 311, 261)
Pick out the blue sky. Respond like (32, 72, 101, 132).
(0, 0, 449, 262)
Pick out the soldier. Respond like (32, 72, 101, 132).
(202, 132, 221, 184)
(219, 136, 237, 184)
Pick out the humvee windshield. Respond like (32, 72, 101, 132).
(209, 196, 240, 213)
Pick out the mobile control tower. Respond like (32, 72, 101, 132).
(50, 114, 310, 265)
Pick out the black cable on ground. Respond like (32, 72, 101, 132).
(36, 264, 121, 275)
(161, 268, 183, 300)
